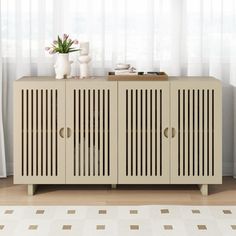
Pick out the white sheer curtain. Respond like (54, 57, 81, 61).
(1, 0, 236, 176)
(0, 1, 6, 177)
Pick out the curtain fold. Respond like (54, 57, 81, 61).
(0, 0, 6, 177)
(1, 0, 236, 176)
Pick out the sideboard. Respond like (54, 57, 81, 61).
(14, 76, 222, 195)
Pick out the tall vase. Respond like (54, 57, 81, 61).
(78, 42, 91, 78)
(54, 53, 73, 79)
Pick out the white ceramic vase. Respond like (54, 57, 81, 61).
(54, 53, 73, 79)
(78, 42, 91, 78)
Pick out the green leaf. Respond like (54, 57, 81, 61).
(68, 49, 80, 52)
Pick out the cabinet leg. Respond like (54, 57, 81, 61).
(28, 184, 38, 196)
(198, 184, 208, 196)
(111, 184, 117, 189)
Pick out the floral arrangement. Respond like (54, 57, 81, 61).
(45, 34, 80, 54)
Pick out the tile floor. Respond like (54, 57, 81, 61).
(0, 205, 236, 236)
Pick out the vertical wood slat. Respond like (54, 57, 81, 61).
(184, 90, 188, 176)
(85, 90, 89, 176)
(38, 90, 42, 176)
(28, 90, 32, 176)
(156, 90, 162, 176)
(194, 90, 198, 176)
(80, 90, 84, 176)
(78, 90, 81, 176)
(141, 90, 145, 176)
(132, 90, 136, 176)
(204, 90, 208, 176)
(189, 90, 193, 176)
(209, 90, 213, 176)
(43, 90, 47, 176)
(179, 90, 183, 176)
(199, 90, 203, 177)
(99, 90, 103, 176)
(125, 90, 128, 176)
(23, 90, 27, 176)
(146, 90, 150, 176)
(127, 90, 131, 176)
(130, 90, 133, 176)
(52, 90, 56, 176)
(152, 90, 156, 176)
(137, 90, 141, 177)
(104, 90, 108, 176)
(90, 89, 94, 176)
(142, 90, 145, 176)
(33, 90, 37, 176)
(95, 90, 98, 176)
(212, 90, 215, 176)
(48, 90, 52, 176)
(73, 90, 77, 176)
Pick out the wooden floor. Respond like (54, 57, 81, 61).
(0, 177, 236, 205)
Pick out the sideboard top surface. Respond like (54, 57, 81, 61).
(15, 76, 220, 83)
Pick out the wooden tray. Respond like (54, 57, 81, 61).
(108, 72, 168, 81)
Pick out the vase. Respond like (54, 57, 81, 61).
(78, 42, 91, 78)
(54, 53, 73, 79)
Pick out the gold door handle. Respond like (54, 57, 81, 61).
(164, 127, 169, 138)
(67, 127, 72, 138)
(171, 127, 176, 138)
(59, 128, 65, 138)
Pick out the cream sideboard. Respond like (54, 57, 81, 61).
(14, 76, 222, 195)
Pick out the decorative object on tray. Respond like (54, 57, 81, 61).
(114, 63, 137, 75)
(78, 42, 91, 78)
(45, 34, 80, 79)
(108, 71, 168, 81)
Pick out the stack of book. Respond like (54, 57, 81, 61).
(114, 64, 137, 75)
(114, 69, 137, 75)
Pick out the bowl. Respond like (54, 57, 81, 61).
(116, 63, 130, 70)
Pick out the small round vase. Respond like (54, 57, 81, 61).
(54, 53, 73, 79)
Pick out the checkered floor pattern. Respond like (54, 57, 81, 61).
(0, 205, 236, 235)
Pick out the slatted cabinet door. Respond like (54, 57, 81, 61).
(14, 79, 66, 184)
(66, 80, 117, 184)
(170, 80, 222, 184)
(118, 82, 170, 184)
